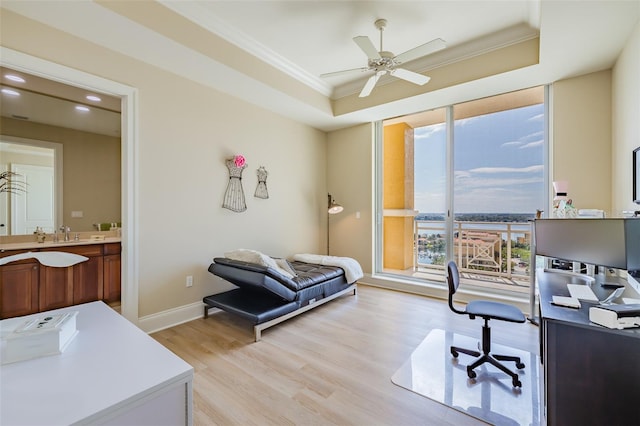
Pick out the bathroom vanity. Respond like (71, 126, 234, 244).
(0, 238, 121, 319)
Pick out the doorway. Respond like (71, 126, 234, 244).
(1, 47, 139, 324)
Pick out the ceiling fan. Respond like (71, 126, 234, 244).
(321, 19, 446, 98)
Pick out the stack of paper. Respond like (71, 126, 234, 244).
(567, 284, 599, 301)
(552, 296, 581, 308)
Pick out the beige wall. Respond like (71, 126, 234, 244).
(552, 70, 612, 215)
(1, 11, 328, 317)
(612, 20, 640, 216)
(327, 123, 373, 273)
(2, 118, 121, 231)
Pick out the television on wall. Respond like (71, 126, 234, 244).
(634, 147, 640, 205)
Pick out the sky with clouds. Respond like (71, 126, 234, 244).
(414, 104, 545, 214)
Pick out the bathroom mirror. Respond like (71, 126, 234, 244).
(1, 66, 121, 236)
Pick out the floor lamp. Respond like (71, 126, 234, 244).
(327, 193, 344, 255)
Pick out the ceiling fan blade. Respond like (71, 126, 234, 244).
(320, 67, 370, 78)
(390, 68, 430, 86)
(359, 70, 386, 98)
(353, 36, 381, 60)
(394, 38, 446, 64)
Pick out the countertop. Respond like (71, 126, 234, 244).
(0, 237, 121, 252)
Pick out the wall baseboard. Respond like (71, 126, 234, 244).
(138, 301, 205, 334)
(138, 273, 531, 334)
(359, 273, 530, 314)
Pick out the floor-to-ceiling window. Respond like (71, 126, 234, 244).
(377, 87, 547, 296)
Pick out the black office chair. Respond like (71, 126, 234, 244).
(447, 261, 526, 387)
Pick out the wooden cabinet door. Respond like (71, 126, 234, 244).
(40, 244, 104, 308)
(38, 265, 73, 312)
(0, 262, 39, 319)
(73, 256, 104, 304)
(103, 254, 121, 303)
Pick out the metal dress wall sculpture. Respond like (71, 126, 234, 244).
(254, 166, 269, 199)
(223, 155, 247, 212)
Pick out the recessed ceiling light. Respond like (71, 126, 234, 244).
(1, 88, 20, 96)
(86, 95, 101, 102)
(75, 105, 90, 112)
(4, 74, 25, 83)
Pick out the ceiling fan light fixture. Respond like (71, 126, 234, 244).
(322, 18, 446, 98)
(4, 74, 25, 83)
(2, 88, 20, 97)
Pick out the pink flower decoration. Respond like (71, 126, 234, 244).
(234, 155, 246, 168)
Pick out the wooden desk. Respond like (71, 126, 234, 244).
(1, 301, 193, 425)
(537, 270, 640, 426)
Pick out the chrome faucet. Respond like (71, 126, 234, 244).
(60, 225, 71, 241)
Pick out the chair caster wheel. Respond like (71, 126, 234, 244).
(451, 348, 458, 358)
(516, 362, 525, 369)
(513, 378, 522, 388)
(467, 367, 476, 379)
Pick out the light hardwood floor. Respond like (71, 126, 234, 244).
(152, 284, 540, 425)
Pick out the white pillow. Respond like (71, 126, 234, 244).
(225, 249, 264, 264)
(224, 249, 294, 279)
(275, 258, 297, 277)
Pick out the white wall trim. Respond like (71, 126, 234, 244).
(0, 47, 140, 325)
(359, 273, 530, 314)
(139, 276, 529, 335)
(138, 301, 206, 334)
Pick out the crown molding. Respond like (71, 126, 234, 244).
(159, 1, 332, 97)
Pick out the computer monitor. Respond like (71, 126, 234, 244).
(534, 218, 640, 272)
(626, 219, 640, 273)
(633, 146, 639, 205)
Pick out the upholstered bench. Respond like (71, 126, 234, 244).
(204, 256, 359, 341)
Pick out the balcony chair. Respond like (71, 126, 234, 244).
(446, 260, 526, 387)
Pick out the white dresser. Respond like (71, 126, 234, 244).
(1, 301, 193, 425)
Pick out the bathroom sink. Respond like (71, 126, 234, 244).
(48, 239, 89, 245)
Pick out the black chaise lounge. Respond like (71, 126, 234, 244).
(204, 257, 357, 341)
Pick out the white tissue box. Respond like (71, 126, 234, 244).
(1, 311, 78, 364)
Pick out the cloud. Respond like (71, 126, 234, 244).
(468, 165, 544, 174)
(456, 176, 544, 189)
(520, 139, 544, 149)
(415, 123, 445, 139)
(501, 141, 522, 147)
(454, 170, 473, 179)
(524, 130, 544, 139)
(528, 113, 544, 122)
(455, 116, 479, 127)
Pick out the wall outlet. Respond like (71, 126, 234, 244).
(186, 275, 193, 287)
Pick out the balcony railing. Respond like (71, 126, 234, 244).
(414, 219, 532, 291)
